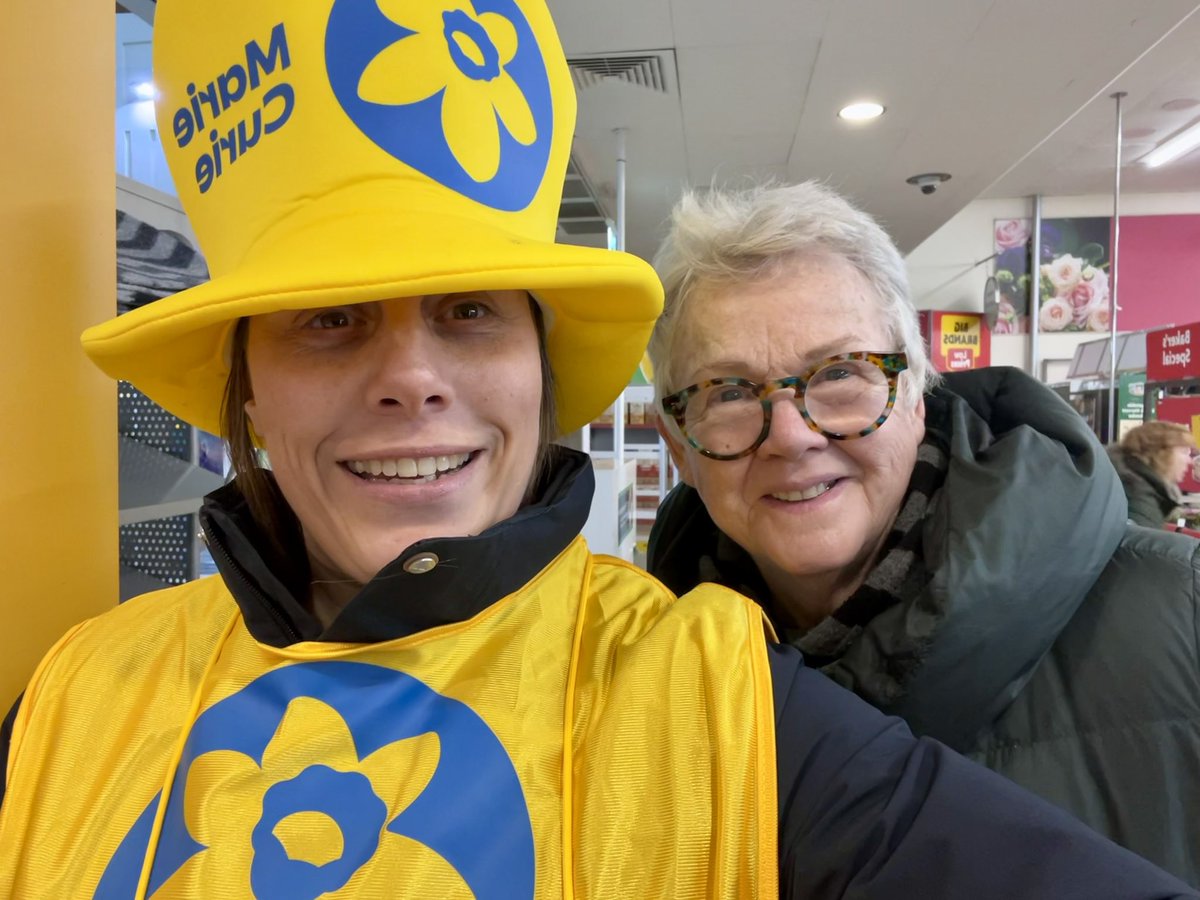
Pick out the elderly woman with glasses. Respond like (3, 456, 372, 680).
(647, 181, 1200, 885)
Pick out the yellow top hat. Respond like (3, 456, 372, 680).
(83, 0, 662, 436)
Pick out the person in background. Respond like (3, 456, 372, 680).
(647, 180, 1200, 886)
(1110, 420, 1198, 527)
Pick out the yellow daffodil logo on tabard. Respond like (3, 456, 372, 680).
(358, 0, 536, 182)
(181, 697, 441, 896)
(98, 661, 535, 896)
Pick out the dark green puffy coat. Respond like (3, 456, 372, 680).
(649, 367, 1200, 885)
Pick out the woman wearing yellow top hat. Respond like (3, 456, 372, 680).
(0, 0, 1195, 897)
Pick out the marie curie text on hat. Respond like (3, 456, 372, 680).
(171, 23, 294, 194)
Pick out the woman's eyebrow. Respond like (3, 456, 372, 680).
(800, 336, 863, 361)
(691, 337, 864, 381)
(695, 359, 751, 377)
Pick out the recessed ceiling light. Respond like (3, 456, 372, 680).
(133, 81, 157, 100)
(1141, 120, 1200, 168)
(1161, 98, 1200, 111)
(838, 102, 885, 121)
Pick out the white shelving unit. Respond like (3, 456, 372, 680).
(581, 457, 637, 561)
(582, 385, 677, 567)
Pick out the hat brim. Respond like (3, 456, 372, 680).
(83, 203, 662, 437)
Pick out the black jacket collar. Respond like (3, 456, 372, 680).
(199, 447, 594, 647)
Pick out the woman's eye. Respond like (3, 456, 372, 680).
(449, 301, 489, 320)
(306, 309, 353, 330)
(811, 366, 855, 384)
(707, 384, 752, 406)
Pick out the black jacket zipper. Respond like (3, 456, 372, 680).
(199, 512, 302, 645)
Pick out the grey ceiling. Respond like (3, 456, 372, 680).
(123, 0, 1200, 259)
(553, 0, 1200, 258)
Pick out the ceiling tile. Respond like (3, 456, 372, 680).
(685, 132, 796, 183)
(667, 0, 832, 49)
(677, 43, 818, 138)
(548, 0, 675, 55)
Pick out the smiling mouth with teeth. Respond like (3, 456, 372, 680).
(771, 479, 839, 502)
(345, 451, 474, 483)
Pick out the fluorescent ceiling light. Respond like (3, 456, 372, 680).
(838, 102, 885, 121)
(1141, 120, 1200, 168)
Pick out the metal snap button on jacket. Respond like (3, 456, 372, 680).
(402, 552, 440, 575)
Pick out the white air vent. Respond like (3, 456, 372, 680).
(567, 53, 670, 93)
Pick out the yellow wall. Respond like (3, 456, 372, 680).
(0, 4, 117, 706)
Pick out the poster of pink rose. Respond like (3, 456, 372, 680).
(991, 217, 1112, 334)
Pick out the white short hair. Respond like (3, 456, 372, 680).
(649, 181, 938, 410)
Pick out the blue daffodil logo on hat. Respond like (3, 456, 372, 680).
(326, 0, 554, 210)
(94, 662, 535, 899)
(360, 2, 535, 183)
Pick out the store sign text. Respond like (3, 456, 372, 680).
(1147, 322, 1200, 381)
(931, 312, 991, 373)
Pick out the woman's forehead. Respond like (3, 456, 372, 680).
(674, 271, 887, 377)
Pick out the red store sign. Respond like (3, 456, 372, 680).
(1147, 322, 1200, 382)
(919, 311, 992, 373)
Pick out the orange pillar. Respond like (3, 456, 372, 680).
(0, 3, 117, 706)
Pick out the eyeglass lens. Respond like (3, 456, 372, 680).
(683, 358, 893, 455)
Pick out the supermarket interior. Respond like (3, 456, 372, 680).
(94, 2, 1200, 588)
(4, 0, 1200, 892)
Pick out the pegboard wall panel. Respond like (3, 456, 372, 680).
(119, 514, 195, 587)
(118, 381, 191, 460)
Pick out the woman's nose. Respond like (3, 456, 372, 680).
(365, 316, 450, 414)
(756, 391, 828, 457)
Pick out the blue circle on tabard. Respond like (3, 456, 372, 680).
(324, 0, 554, 211)
(93, 661, 535, 899)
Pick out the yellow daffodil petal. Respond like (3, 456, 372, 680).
(359, 32, 452, 106)
(375, 0, 446, 37)
(477, 12, 519, 65)
(261, 698, 361, 779)
(273, 810, 345, 866)
(326, 830, 476, 898)
(358, 731, 441, 820)
(487, 72, 536, 145)
(442, 79, 502, 181)
(183, 748, 263, 847)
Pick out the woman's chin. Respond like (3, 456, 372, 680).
(307, 541, 405, 590)
(755, 535, 882, 600)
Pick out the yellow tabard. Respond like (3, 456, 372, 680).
(0, 539, 776, 898)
